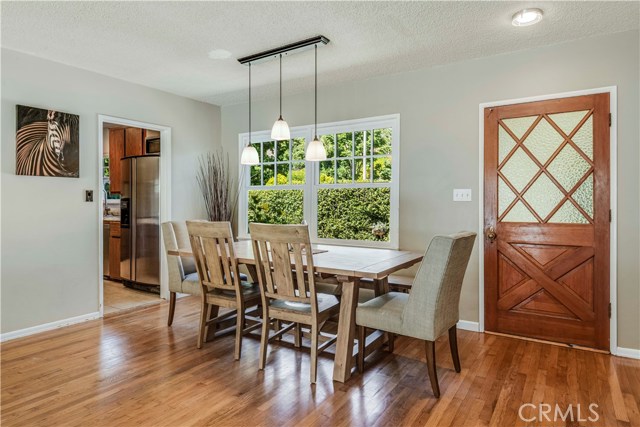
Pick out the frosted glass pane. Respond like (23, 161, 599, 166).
(548, 110, 589, 136)
(572, 173, 593, 219)
(500, 148, 539, 192)
(572, 115, 593, 160)
(498, 177, 516, 216)
(502, 200, 537, 223)
(549, 200, 588, 224)
(547, 145, 590, 191)
(499, 125, 516, 164)
(502, 116, 537, 140)
(523, 173, 564, 220)
(523, 118, 564, 164)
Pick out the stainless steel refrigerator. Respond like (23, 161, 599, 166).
(120, 155, 160, 291)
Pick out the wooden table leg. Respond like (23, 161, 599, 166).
(333, 276, 359, 383)
(373, 277, 389, 297)
(380, 276, 390, 294)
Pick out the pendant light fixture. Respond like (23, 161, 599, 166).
(270, 54, 290, 140)
(240, 62, 259, 165)
(305, 45, 327, 161)
(238, 36, 329, 164)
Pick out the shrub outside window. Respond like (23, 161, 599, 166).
(238, 115, 399, 249)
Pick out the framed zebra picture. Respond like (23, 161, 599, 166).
(16, 105, 79, 178)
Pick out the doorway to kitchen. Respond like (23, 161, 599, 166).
(98, 115, 172, 317)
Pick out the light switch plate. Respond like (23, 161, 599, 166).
(453, 189, 472, 202)
(85, 190, 94, 202)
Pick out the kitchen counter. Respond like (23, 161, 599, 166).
(104, 216, 120, 223)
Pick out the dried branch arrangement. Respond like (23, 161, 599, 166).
(196, 150, 238, 222)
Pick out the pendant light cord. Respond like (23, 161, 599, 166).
(314, 44, 318, 138)
(249, 62, 252, 143)
(279, 54, 283, 117)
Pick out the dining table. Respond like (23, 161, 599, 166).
(168, 239, 423, 383)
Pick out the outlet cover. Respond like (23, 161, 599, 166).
(453, 189, 472, 202)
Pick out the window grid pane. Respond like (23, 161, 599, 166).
(319, 128, 392, 185)
(248, 138, 305, 187)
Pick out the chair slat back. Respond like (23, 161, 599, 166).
(249, 223, 317, 310)
(187, 221, 241, 294)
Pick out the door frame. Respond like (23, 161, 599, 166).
(97, 115, 172, 317)
(477, 87, 617, 354)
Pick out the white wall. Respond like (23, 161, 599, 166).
(1, 49, 220, 334)
(222, 31, 640, 350)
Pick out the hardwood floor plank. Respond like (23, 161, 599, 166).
(1, 296, 639, 427)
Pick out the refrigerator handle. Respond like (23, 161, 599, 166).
(131, 159, 137, 282)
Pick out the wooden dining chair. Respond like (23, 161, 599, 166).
(250, 223, 340, 384)
(356, 232, 476, 397)
(186, 221, 262, 360)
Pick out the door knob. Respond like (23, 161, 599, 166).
(486, 226, 497, 242)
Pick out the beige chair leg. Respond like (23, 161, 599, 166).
(425, 340, 440, 398)
(387, 333, 395, 353)
(310, 323, 318, 384)
(234, 305, 245, 361)
(448, 325, 461, 373)
(294, 323, 302, 348)
(197, 299, 208, 349)
(259, 316, 270, 370)
(357, 326, 366, 373)
(167, 292, 176, 326)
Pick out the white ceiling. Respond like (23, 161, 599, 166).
(2, 1, 638, 106)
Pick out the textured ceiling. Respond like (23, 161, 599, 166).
(2, 1, 638, 106)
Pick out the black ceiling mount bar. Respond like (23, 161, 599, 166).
(237, 35, 330, 65)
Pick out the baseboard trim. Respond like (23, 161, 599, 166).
(0, 312, 100, 342)
(457, 320, 480, 332)
(615, 347, 640, 359)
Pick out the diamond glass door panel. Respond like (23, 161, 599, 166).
(484, 94, 610, 350)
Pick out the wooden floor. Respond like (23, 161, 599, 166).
(1, 297, 639, 427)
(103, 279, 161, 316)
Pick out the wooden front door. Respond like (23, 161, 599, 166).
(484, 94, 610, 350)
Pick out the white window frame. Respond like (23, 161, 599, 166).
(238, 114, 400, 249)
(237, 127, 311, 239)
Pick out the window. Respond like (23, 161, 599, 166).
(238, 115, 399, 248)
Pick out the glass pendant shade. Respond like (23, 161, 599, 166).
(271, 116, 290, 140)
(240, 144, 259, 165)
(305, 136, 326, 161)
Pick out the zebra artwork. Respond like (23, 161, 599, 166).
(15, 105, 79, 177)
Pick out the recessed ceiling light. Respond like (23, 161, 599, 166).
(208, 49, 232, 60)
(512, 8, 543, 27)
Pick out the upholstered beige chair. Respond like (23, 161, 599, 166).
(161, 221, 202, 326)
(356, 232, 476, 397)
(250, 223, 340, 384)
(187, 221, 262, 360)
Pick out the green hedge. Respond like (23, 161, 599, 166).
(247, 189, 303, 225)
(247, 187, 390, 241)
(317, 187, 390, 241)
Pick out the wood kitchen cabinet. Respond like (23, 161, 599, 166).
(109, 222, 121, 280)
(125, 127, 144, 157)
(108, 128, 125, 194)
